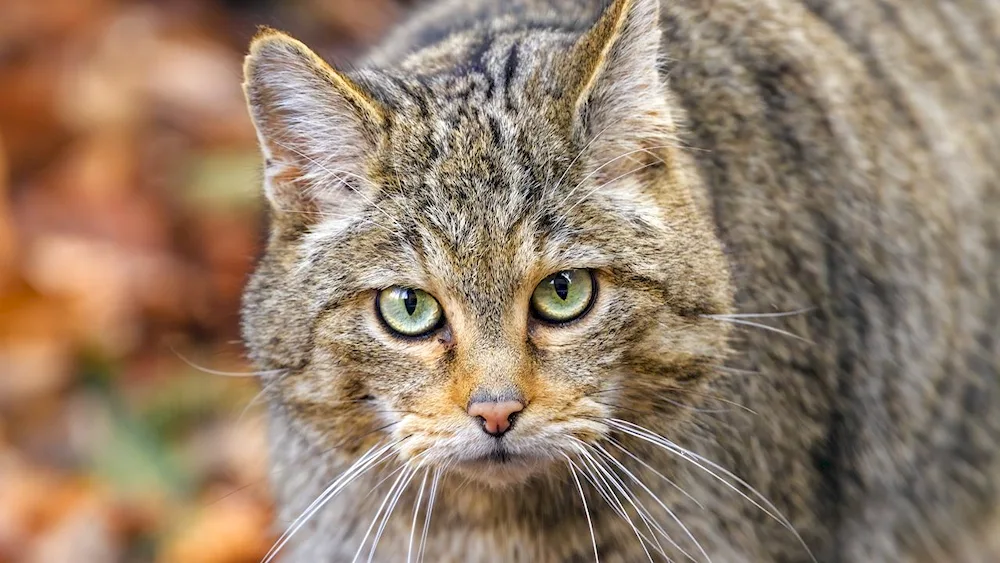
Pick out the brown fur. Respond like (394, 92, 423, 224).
(240, 0, 1000, 561)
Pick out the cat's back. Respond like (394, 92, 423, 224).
(646, 1, 1000, 560)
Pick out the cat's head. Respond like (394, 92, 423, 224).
(241, 0, 733, 487)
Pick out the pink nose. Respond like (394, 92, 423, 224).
(467, 400, 524, 436)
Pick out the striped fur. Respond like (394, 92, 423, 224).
(241, 0, 1000, 561)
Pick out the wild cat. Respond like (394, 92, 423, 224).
(239, 0, 1000, 561)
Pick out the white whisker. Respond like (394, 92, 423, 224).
(271, 140, 404, 231)
(417, 468, 442, 563)
(714, 366, 759, 377)
(262, 439, 398, 563)
(578, 444, 682, 562)
(352, 459, 416, 563)
(607, 438, 704, 510)
(364, 460, 412, 499)
(234, 388, 268, 428)
(594, 443, 708, 563)
(564, 455, 600, 563)
(608, 419, 783, 522)
(701, 316, 814, 344)
(575, 446, 660, 563)
(566, 161, 661, 213)
(572, 451, 642, 540)
(607, 419, 817, 563)
(406, 469, 429, 563)
(551, 123, 616, 194)
(680, 393, 758, 416)
(656, 395, 738, 416)
(558, 143, 689, 208)
(172, 349, 285, 378)
(368, 460, 422, 563)
(708, 308, 814, 319)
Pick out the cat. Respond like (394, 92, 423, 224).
(239, 0, 1000, 561)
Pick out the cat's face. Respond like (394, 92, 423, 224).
(241, 0, 732, 488)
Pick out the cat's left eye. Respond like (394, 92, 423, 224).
(377, 286, 443, 337)
(530, 269, 596, 324)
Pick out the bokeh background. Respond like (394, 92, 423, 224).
(0, 1, 414, 561)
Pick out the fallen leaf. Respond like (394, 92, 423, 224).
(157, 495, 272, 563)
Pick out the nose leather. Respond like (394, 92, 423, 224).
(467, 400, 524, 436)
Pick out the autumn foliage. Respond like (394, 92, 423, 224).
(0, 0, 409, 561)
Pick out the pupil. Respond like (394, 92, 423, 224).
(553, 273, 570, 300)
(403, 289, 418, 315)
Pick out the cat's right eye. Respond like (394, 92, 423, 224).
(376, 286, 443, 337)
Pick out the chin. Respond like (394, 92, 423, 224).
(449, 451, 551, 488)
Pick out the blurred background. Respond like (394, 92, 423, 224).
(0, 1, 415, 561)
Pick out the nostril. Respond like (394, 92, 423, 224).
(506, 410, 521, 427)
(474, 414, 488, 430)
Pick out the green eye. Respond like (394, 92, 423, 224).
(377, 287, 443, 337)
(530, 269, 596, 323)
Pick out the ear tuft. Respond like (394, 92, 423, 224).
(243, 30, 384, 224)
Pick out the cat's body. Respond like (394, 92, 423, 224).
(240, 0, 1000, 561)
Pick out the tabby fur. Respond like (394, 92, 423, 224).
(240, 0, 1000, 561)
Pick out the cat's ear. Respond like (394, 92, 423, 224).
(565, 0, 674, 164)
(243, 29, 384, 224)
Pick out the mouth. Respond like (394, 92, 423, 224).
(462, 446, 529, 466)
(449, 445, 550, 486)
(485, 446, 519, 464)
